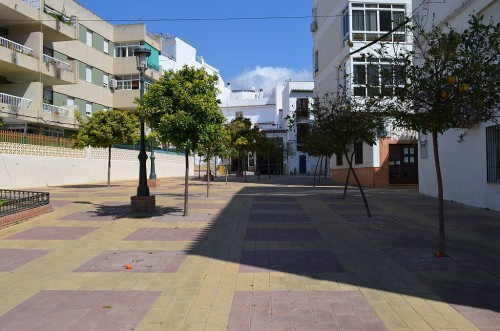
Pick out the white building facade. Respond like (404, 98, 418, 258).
(312, 0, 417, 187)
(413, 0, 500, 211)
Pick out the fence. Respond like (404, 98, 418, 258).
(0, 130, 76, 148)
(0, 189, 50, 217)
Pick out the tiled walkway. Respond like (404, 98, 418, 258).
(0, 175, 499, 330)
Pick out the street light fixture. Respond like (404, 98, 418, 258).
(134, 42, 151, 197)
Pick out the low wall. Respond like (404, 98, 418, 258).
(0, 143, 193, 189)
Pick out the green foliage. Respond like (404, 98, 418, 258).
(138, 65, 225, 152)
(225, 117, 262, 157)
(312, 91, 387, 158)
(0, 117, 4, 129)
(373, 15, 499, 136)
(75, 110, 138, 149)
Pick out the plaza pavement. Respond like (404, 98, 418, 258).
(0, 175, 499, 331)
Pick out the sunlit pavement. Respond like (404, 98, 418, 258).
(0, 175, 498, 330)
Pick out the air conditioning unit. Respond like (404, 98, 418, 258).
(110, 79, 117, 89)
(310, 21, 318, 33)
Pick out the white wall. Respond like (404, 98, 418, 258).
(415, 0, 499, 211)
(0, 151, 192, 189)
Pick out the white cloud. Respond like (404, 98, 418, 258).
(228, 66, 312, 96)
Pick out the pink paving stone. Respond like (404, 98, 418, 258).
(174, 202, 227, 209)
(0, 290, 161, 331)
(228, 291, 386, 331)
(74, 250, 188, 273)
(124, 228, 206, 241)
(248, 213, 310, 223)
(245, 228, 323, 241)
(0, 249, 49, 272)
(51, 200, 73, 207)
(153, 213, 219, 222)
(4, 226, 97, 240)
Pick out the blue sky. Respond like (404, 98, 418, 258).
(76, 0, 314, 91)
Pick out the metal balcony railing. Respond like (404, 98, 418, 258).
(21, 0, 41, 9)
(0, 189, 50, 217)
(42, 103, 71, 116)
(0, 36, 34, 56)
(0, 92, 32, 108)
(43, 54, 71, 71)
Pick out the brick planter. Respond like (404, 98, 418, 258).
(0, 204, 54, 229)
(131, 195, 156, 214)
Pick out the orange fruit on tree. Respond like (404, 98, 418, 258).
(125, 264, 133, 269)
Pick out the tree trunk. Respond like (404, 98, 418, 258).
(345, 151, 371, 218)
(206, 152, 210, 198)
(107, 146, 111, 187)
(432, 131, 446, 256)
(244, 154, 248, 183)
(324, 155, 328, 179)
(198, 157, 201, 179)
(267, 152, 271, 178)
(256, 154, 261, 180)
(343, 151, 355, 199)
(184, 148, 189, 217)
(313, 156, 321, 187)
(215, 157, 218, 177)
(318, 156, 323, 185)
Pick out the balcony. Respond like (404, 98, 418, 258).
(40, 103, 80, 129)
(0, 36, 39, 80)
(1, 92, 32, 109)
(21, 0, 40, 9)
(40, 54, 76, 85)
(113, 88, 140, 111)
(0, 92, 34, 123)
(41, 5, 77, 42)
(42, 103, 73, 116)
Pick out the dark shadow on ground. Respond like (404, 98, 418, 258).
(91, 204, 182, 220)
(55, 184, 122, 189)
(184, 176, 500, 321)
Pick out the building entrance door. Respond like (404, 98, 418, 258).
(299, 155, 307, 174)
(389, 144, 418, 184)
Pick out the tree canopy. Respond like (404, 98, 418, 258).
(75, 109, 138, 186)
(138, 65, 225, 215)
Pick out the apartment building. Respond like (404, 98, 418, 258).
(413, 0, 499, 211)
(0, 0, 161, 137)
(312, 0, 416, 187)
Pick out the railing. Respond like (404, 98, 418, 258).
(0, 92, 32, 108)
(43, 54, 71, 71)
(0, 130, 76, 148)
(0, 189, 49, 217)
(0, 36, 34, 56)
(42, 103, 71, 116)
(21, 0, 41, 9)
(43, 5, 76, 27)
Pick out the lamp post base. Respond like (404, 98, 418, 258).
(131, 195, 156, 214)
(147, 179, 161, 188)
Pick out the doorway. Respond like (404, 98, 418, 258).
(299, 155, 307, 174)
(389, 144, 418, 184)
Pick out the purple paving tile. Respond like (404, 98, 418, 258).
(94, 192, 128, 196)
(251, 203, 303, 211)
(238, 250, 344, 273)
(153, 213, 218, 222)
(339, 213, 395, 223)
(245, 228, 323, 241)
(51, 200, 73, 207)
(57, 211, 121, 222)
(124, 228, 205, 241)
(384, 247, 500, 271)
(249, 213, 310, 223)
(0, 290, 160, 330)
(253, 196, 297, 203)
(326, 203, 380, 211)
(0, 249, 49, 272)
(228, 291, 385, 331)
(99, 200, 128, 206)
(74, 250, 188, 273)
(4, 226, 97, 240)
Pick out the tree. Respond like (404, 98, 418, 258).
(225, 117, 261, 182)
(75, 110, 138, 187)
(313, 91, 387, 217)
(138, 66, 224, 216)
(0, 117, 4, 129)
(197, 123, 228, 197)
(370, 15, 499, 256)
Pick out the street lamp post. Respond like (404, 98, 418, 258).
(134, 42, 151, 197)
(149, 137, 157, 180)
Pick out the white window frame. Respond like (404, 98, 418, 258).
(103, 73, 109, 88)
(85, 102, 92, 117)
(86, 29, 93, 47)
(103, 40, 109, 54)
(85, 65, 92, 83)
(114, 42, 141, 58)
(235, 111, 243, 118)
(350, 3, 406, 43)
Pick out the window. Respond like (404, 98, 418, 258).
(354, 142, 363, 164)
(66, 97, 74, 107)
(486, 125, 500, 182)
(296, 98, 310, 117)
(114, 75, 148, 90)
(85, 65, 92, 82)
(103, 40, 109, 54)
(103, 73, 109, 88)
(342, 7, 350, 45)
(115, 42, 141, 58)
(296, 123, 309, 152)
(352, 57, 402, 96)
(86, 29, 93, 47)
(85, 102, 92, 117)
(336, 154, 343, 166)
(235, 111, 243, 118)
(314, 50, 319, 73)
(350, 3, 406, 42)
